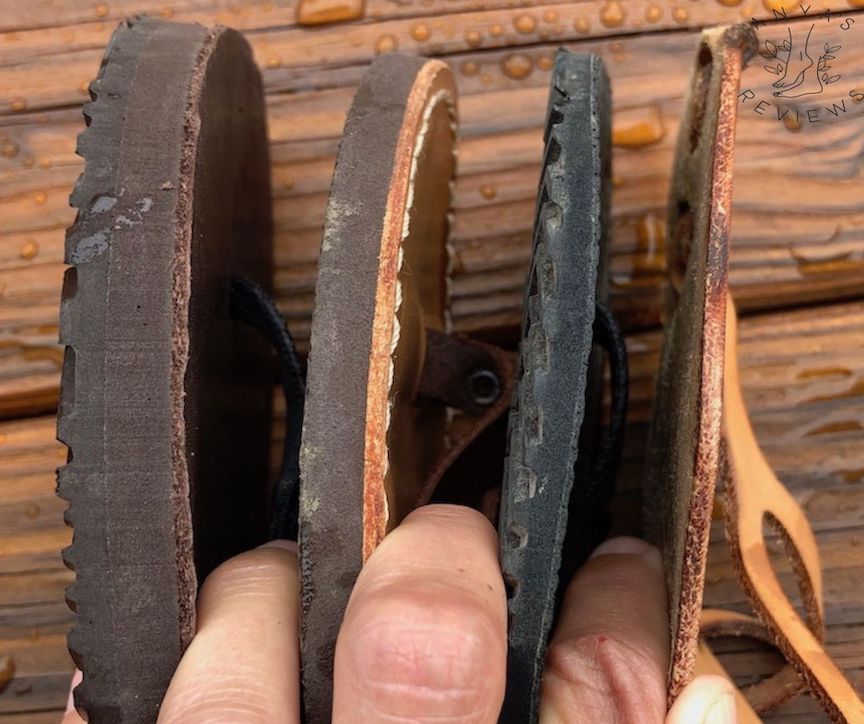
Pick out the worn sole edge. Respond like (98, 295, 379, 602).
(57, 17, 218, 721)
(298, 54, 456, 724)
(498, 51, 611, 724)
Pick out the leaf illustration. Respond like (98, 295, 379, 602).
(765, 64, 781, 75)
(781, 39, 791, 51)
(826, 74, 841, 84)
(829, 45, 842, 53)
(825, 41, 831, 52)
(824, 54, 835, 61)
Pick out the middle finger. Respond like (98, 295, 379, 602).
(333, 505, 507, 723)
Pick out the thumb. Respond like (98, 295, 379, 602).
(666, 675, 738, 724)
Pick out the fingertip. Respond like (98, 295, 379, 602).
(333, 503, 506, 723)
(401, 504, 498, 544)
(590, 536, 663, 572)
(541, 536, 669, 723)
(260, 538, 299, 555)
(667, 675, 738, 724)
(159, 544, 301, 723)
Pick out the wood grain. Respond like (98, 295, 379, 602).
(3, 5, 864, 415)
(2, 0, 864, 719)
(1, 302, 862, 718)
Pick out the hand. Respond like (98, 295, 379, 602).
(63, 505, 737, 723)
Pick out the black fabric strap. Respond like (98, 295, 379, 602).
(230, 276, 305, 541)
(556, 301, 629, 598)
(588, 300, 629, 513)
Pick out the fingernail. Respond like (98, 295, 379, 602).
(591, 536, 652, 557)
(704, 691, 737, 724)
(261, 539, 298, 555)
(590, 536, 663, 571)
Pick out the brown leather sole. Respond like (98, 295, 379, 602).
(57, 18, 273, 723)
(642, 24, 756, 702)
(298, 54, 457, 724)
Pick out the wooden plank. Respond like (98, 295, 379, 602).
(3, 12, 864, 415)
(1, 301, 862, 717)
(2, 2, 864, 717)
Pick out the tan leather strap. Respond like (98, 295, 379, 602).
(723, 299, 864, 722)
(700, 608, 805, 713)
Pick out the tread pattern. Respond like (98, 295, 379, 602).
(56, 18, 274, 722)
(58, 19, 153, 717)
(499, 52, 612, 724)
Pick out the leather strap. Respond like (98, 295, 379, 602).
(415, 335, 516, 508)
(723, 299, 864, 722)
(700, 608, 805, 713)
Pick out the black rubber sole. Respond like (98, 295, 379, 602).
(57, 18, 273, 723)
(498, 51, 612, 724)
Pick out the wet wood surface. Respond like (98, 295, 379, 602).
(2, 0, 864, 719)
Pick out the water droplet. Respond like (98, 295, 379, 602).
(806, 420, 863, 436)
(716, 0, 743, 5)
(160, 6, 174, 18)
(600, 1, 625, 28)
(297, 0, 364, 26)
(480, 73, 494, 86)
(78, 81, 90, 95)
(672, 6, 689, 22)
(645, 5, 662, 21)
(537, 55, 553, 71)
(25, 503, 40, 519)
(763, 0, 798, 9)
(790, 244, 864, 276)
(1, 142, 19, 158)
(20, 239, 39, 260)
(613, 108, 666, 149)
(542, 9, 558, 22)
(490, 23, 504, 37)
(22, 156, 34, 168)
(34, 191, 47, 206)
(10, 98, 27, 113)
(612, 174, 624, 188)
(461, 60, 480, 77)
(480, 185, 497, 200)
(410, 23, 431, 41)
(0, 657, 15, 689)
(797, 366, 852, 380)
(63, 32, 75, 44)
(613, 214, 666, 288)
(843, 468, 864, 484)
(94, 3, 109, 18)
(374, 34, 398, 54)
(465, 29, 483, 47)
(502, 53, 533, 80)
(574, 17, 590, 33)
(514, 14, 537, 33)
(266, 55, 281, 69)
(783, 113, 801, 132)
